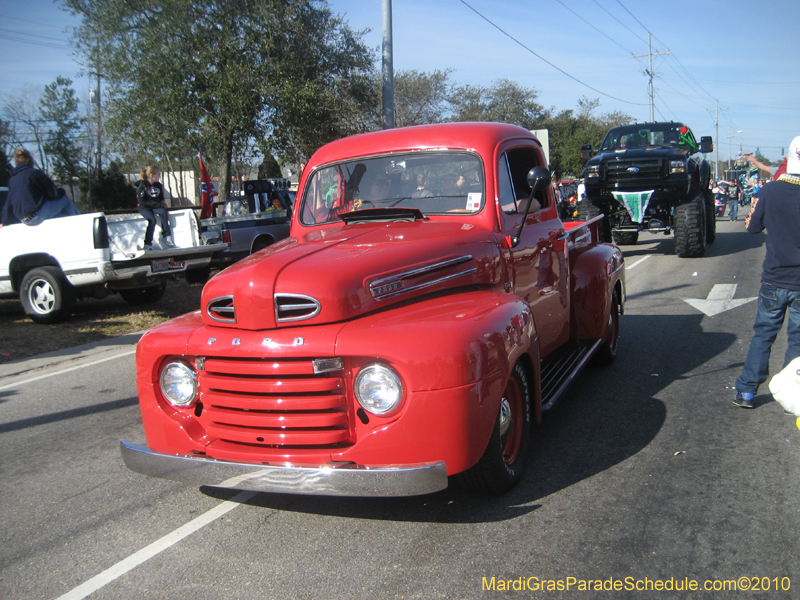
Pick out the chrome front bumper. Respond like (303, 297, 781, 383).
(120, 440, 448, 497)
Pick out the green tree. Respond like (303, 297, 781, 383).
(66, 0, 375, 199)
(80, 161, 135, 211)
(391, 69, 452, 127)
(543, 97, 630, 178)
(450, 79, 550, 129)
(40, 77, 83, 199)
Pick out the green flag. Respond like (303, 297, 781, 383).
(612, 190, 654, 223)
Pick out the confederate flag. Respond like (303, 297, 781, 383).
(198, 151, 217, 219)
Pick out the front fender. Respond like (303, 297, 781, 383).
(570, 243, 625, 340)
(335, 290, 535, 393)
(334, 290, 538, 473)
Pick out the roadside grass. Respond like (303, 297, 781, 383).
(0, 280, 204, 364)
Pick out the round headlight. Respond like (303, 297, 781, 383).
(160, 361, 197, 407)
(355, 364, 403, 415)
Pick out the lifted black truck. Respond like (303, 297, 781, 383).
(579, 122, 715, 257)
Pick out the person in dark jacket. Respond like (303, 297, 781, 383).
(135, 165, 174, 251)
(3, 148, 79, 226)
(733, 135, 800, 408)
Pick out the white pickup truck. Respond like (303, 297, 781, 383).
(0, 204, 223, 323)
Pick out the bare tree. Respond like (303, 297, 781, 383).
(2, 85, 49, 170)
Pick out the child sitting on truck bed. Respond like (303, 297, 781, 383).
(135, 166, 175, 251)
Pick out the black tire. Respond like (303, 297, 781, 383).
(703, 190, 716, 244)
(673, 193, 706, 258)
(592, 288, 620, 367)
(185, 266, 211, 284)
(20, 266, 76, 324)
(455, 361, 532, 494)
(119, 279, 167, 305)
(251, 237, 275, 254)
(611, 214, 639, 245)
(576, 200, 609, 243)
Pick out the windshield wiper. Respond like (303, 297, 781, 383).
(340, 207, 426, 223)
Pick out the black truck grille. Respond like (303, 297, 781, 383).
(604, 157, 663, 184)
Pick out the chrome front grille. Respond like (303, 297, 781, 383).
(197, 357, 351, 451)
(207, 295, 236, 323)
(605, 157, 663, 184)
(274, 293, 321, 322)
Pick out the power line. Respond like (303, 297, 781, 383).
(0, 27, 71, 44)
(591, 0, 647, 44)
(458, 0, 646, 106)
(554, 0, 635, 56)
(0, 33, 70, 50)
(0, 13, 67, 31)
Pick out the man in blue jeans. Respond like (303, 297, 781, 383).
(733, 135, 800, 408)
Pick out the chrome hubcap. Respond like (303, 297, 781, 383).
(499, 397, 512, 437)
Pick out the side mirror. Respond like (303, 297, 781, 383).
(526, 166, 551, 193)
(580, 144, 593, 161)
(700, 136, 713, 154)
(510, 167, 552, 248)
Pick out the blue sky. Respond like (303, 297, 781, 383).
(2, 0, 798, 164)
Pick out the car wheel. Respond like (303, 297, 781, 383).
(119, 279, 167, 305)
(456, 361, 531, 494)
(20, 266, 76, 324)
(592, 288, 620, 367)
(185, 266, 211, 284)
(674, 193, 706, 258)
(577, 200, 609, 243)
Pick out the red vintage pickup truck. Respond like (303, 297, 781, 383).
(122, 122, 625, 496)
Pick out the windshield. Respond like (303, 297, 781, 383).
(599, 124, 697, 152)
(299, 152, 484, 225)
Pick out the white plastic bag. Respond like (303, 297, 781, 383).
(769, 357, 800, 416)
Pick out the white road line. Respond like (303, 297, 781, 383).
(625, 255, 652, 270)
(0, 349, 136, 391)
(55, 491, 256, 600)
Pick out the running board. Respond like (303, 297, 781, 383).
(540, 339, 602, 411)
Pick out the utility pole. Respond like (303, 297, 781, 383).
(381, 0, 395, 130)
(632, 33, 669, 122)
(707, 100, 728, 180)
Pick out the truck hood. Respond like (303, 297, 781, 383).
(589, 146, 688, 165)
(200, 221, 504, 330)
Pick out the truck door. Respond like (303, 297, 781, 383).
(498, 146, 570, 356)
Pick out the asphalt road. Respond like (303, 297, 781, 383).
(1, 218, 798, 600)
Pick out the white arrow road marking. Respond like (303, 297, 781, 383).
(683, 284, 757, 317)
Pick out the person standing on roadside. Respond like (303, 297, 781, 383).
(135, 165, 175, 251)
(727, 179, 741, 221)
(2, 147, 79, 226)
(732, 136, 800, 408)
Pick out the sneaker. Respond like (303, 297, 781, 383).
(163, 236, 176, 248)
(732, 391, 754, 409)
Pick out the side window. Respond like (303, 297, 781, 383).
(498, 154, 517, 214)
(502, 147, 547, 212)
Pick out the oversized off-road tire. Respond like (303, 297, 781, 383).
(20, 266, 76, 324)
(119, 279, 167, 305)
(612, 214, 639, 246)
(703, 190, 716, 244)
(576, 200, 609, 243)
(673, 193, 706, 258)
(455, 361, 532, 494)
(592, 288, 621, 367)
(185, 266, 211, 284)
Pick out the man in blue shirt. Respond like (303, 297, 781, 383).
(733, 136, 800, 407)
